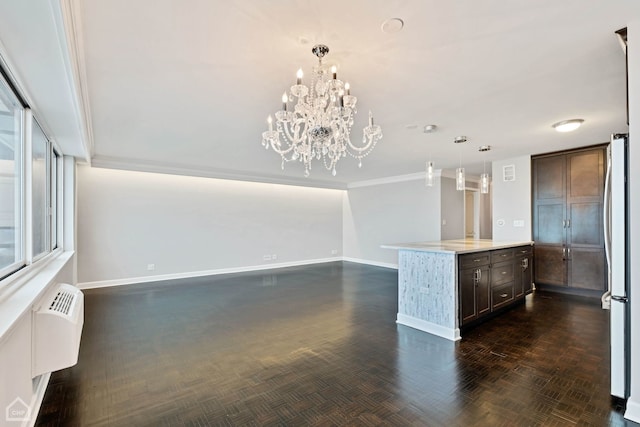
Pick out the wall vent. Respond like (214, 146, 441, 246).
(503, 165, 516, 182)
(48, 289, 76, 315)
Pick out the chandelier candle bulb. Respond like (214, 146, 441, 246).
(345, 82, 350, 95)
(369, 111, 374, 126)
(267, 115, 273, 131)
(282, 93, 288, 111)
(331, 65, 337, 79)
(296, 68, 303, 85)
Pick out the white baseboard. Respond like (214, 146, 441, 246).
(396, 313, 461, 341)
(625, 398, 640, 423)
(77, 257, 342, 289)
(342, 257, 398, 269)
(78, 256, 400, 290)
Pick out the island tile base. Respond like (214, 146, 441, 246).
(396, 250, 460, 341)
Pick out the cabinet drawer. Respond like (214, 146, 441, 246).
(514, 245, 533, 257)
(491, 261, 514, 285)
(491, 248, 514, 263)
(459, 253, 490, 269)
(492, 283, 514, 310)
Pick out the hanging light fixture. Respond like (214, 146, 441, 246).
(454, 136, 467, 191)
(479, 145, 491, 194)
(261, 44, 383, 177)
(423, 125, 437, 187)
(426, 161, 435, 187)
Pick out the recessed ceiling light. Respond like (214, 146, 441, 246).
(381, 18, 404, 33)
(552, 119, 584, 132)
(423, 124, 437, 133)
(478, 145, 491, 152)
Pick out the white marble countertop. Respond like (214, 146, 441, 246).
(381, 239, 533, 254)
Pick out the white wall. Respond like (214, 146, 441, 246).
(440, 177, 464, 240)
(491, 156, 532, 241)
(76, 166, 343, 285)
(343, 177, 441, 266)
(624, 22, 640, 424)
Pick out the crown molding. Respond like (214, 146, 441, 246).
(56, 0, 94, 163)
(347, 171, 440, 189)
(90, 155, 349, 190)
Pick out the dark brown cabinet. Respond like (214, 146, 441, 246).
(533, 147, 607, 293)
(514, 246, 533, 298)
(459, 263, 490, 325)
(459, 245, 533, 327)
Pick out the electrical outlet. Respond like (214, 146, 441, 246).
(263, 255, 271, 261)
(442, 219, 447, 226)
(271, 254, 277, 260)
(147, 264, 155, 271)
(513, 220, 525, 227)
(331, 249, 338, 255)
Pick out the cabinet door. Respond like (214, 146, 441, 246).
(459, 266, 490, 325)
(533, 155, 567, 245)
(523, 256, 533, 294)
(476, 266, 490, 317)
(460, 267, 477, 325)
(515, 255, 533, 297)
(534, 245, 566, 286)
(566, 148, 606, 291)
(567, 248, 607, 291)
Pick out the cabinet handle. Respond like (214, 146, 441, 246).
(501, 271, 507, 275)
(562, 247, 566, 260)
(500, 293, 508, 298)
(520, 250, 527, 254)
(566, 219, 571, 228)
(563, 219, 566, 228)
(567, 248, 571, 259)
(522, 258, 529, 270)
(473, 259, 481, 262)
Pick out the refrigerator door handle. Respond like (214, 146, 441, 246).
(602, 147, 613, 311)
(611, 295, 628, 303)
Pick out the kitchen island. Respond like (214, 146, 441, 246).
(382, 239, 534, 341)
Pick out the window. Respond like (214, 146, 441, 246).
(32, 119, 48, 260)
(0, 65, 63, 284)
(0, 76, 24, 278)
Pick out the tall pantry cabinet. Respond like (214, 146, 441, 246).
(532, 146, 607, 293)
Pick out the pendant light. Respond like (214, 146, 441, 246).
(426, 161, 435, 187)
(479, 145, 491, 194)
(454, 136, 467, 191)
(424, 125, 437, 187)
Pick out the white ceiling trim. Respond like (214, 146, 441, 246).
(347, 172, 430, 189)
(55, 0, 93, 162)
(90, 155, 348, 190)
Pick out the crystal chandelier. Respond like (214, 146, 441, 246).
(261, 44, 382, 177)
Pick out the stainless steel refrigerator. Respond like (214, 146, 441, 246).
(602, 133, 630, 399)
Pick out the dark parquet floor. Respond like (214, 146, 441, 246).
(36, 262, 637, 426)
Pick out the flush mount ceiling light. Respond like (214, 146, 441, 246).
(423, 124, 437, 133)
(262, 44, 382, 177)
(381, 18, 404, 33)
(552, 119, 584, 133)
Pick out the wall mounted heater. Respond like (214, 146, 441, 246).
(32, 283, 84, 378)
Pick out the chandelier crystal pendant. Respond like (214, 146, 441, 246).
(261, 44, 383, 177)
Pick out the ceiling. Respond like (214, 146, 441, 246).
(1, 1, 639, 189)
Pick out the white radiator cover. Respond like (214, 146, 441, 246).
(32, 283, 84, 378)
